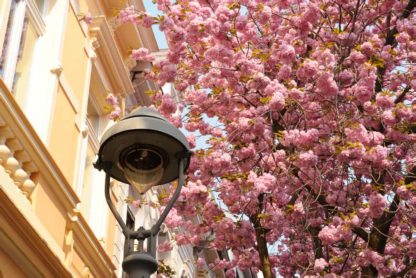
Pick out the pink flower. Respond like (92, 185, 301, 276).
(366, 145, 389, 167)
(349, 50, 366, 65)
(269, 92, 285, 111)
(296, 59, 319, 80)
(396, 185, 412, 200)
(109, 106, 121, 120)
(165, 208, 182, 228)
(106, 93, 121, 120)
(382, 110, 397, 126)
(358, 250, 384, 266)
(368, 192, 387, 219)
(83, 13, 93, 25)
(345, 124, 370, 145)
(157, 61, 176, 84)
(141, 14, 154, 28)
(186, 134, 196, 149)
(157, 241, 173, 252)
(106, 93, 118, 106)
(396, 32, 410, 44)
(289, 88, 304, 100)
(278, 65, 292, 80)
(160, 95, 177, 115)
(247, 172, 277, 193)
(196, 258, 206, 269)
(131, 199, 141, 208)
(278, 44, 296, 64)
(318, 225, 338, 245)
(355, 85, 374, 102)
(131, 48, 154, 62)
(295, 150, 318, 168)
(303, 3, 321, 24)
(119, 6, 139, 24)
(282, 129, 319, 147)
(339, 70, 354, 86)
(316, 72, 338, 97)
(361, 42, 375, 56)
(318, 224, 351, 245)
(205, 45, 234, 64)
(376, 94, 394, 109)
(314, 258, 328, 272)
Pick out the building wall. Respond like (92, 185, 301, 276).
(0, 0, 198, 277)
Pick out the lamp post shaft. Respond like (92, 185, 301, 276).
(128, 269, 151, 278)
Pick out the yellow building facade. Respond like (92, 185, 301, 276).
(0, 0, 174, 277)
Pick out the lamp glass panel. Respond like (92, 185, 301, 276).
(121, 148, 164, 194)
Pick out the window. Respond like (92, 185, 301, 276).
(0, 0, 45, 99)
(126, 207, 135, 230)
(13, 15, 38, 102)
(80, 97, 108, 235)
(0, 0, 28, 87)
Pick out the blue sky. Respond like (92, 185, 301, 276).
(143, 1, 168, 49)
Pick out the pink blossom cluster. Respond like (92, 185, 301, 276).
(118, 0, 416, 276)
(180, 180, 208, 204)
(156, 241, 173, 252)
(318, 224, 352, 245)
(118, 6, 139, 24)
(105, 93, 121, 120)
(131, 48, 154, 62)
(368, 192, 388, 219)
(281, 129, 319, 148)
(82, 12, 93, 25)
(118, 6, 154, 27)
(314, 258, 328, 272)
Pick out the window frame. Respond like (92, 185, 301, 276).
(0, 0, 46, 89)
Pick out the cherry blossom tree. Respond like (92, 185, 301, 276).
(119, 0, 416, 276)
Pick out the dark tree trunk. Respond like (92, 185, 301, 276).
(252, 219, 273, 278)
(249, 193, 273, 278)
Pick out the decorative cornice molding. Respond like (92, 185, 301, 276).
(89, 16, 134, 96)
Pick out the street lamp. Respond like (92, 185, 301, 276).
(94, 107, 191, 278)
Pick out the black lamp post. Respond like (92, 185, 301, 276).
(94, 107, 191, 278)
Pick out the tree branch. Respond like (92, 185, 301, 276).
(375, 0, 416, 93)
(394, 85, 411, 104)
(307, 226, 324, 259)
(351, 227, 369, 242)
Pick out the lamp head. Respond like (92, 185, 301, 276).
(95, 107, 190, 194)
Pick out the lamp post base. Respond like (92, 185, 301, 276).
(122, 252, 158, 278)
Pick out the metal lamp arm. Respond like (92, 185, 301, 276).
(105, 172, 130, 237)
(151, 157, 186, 236)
